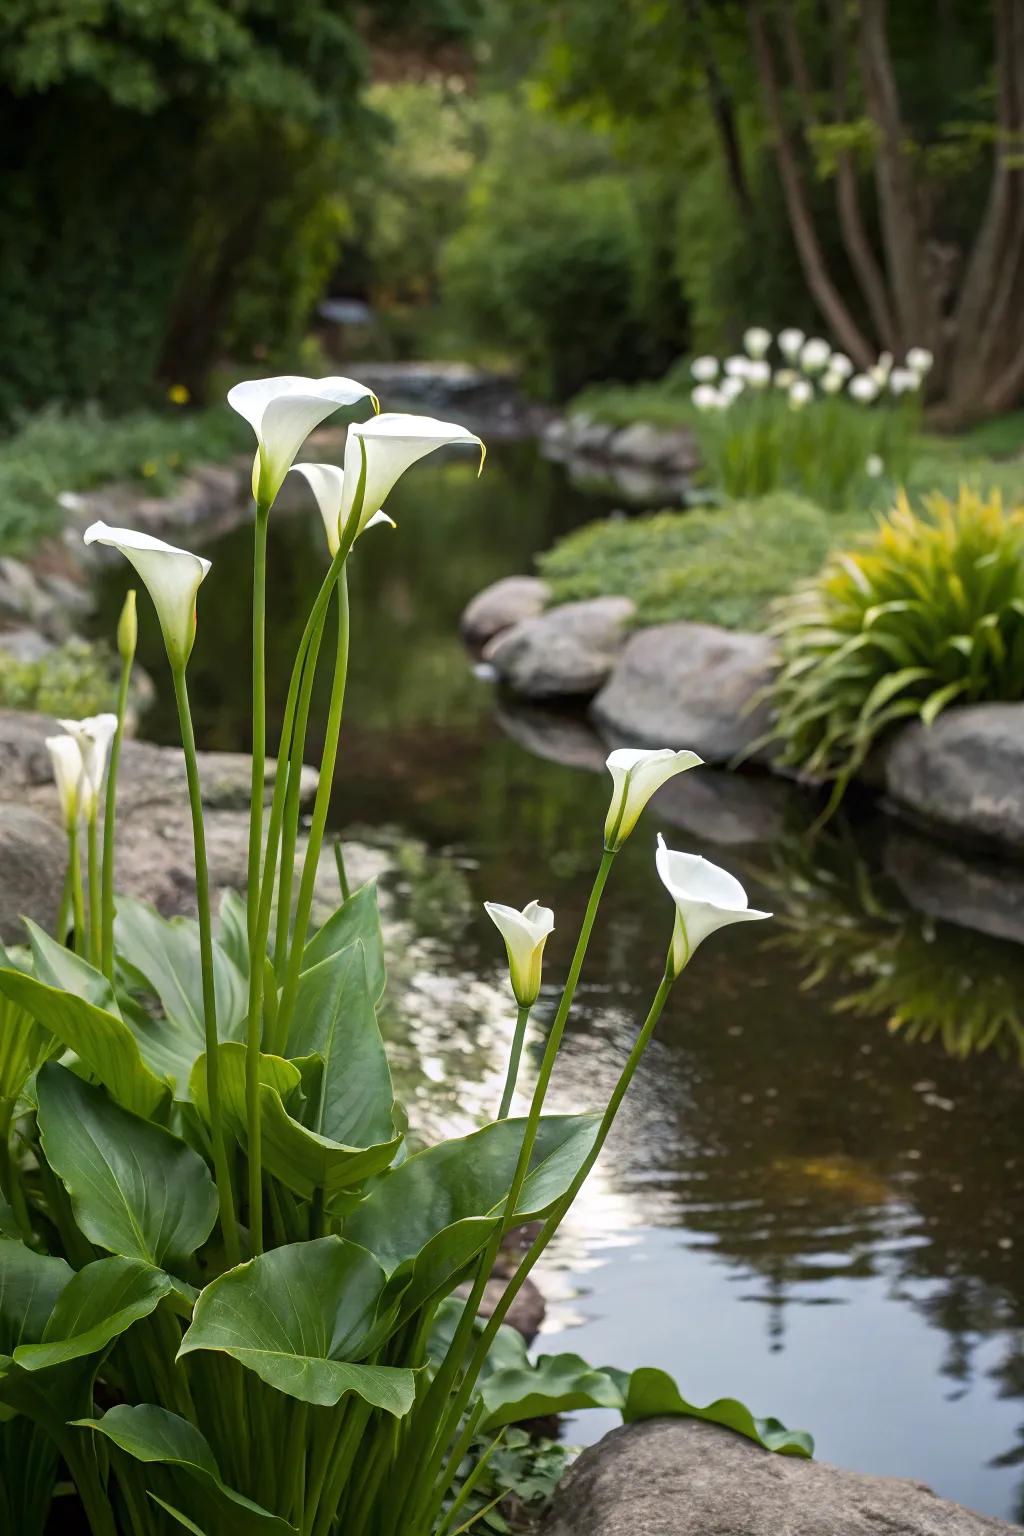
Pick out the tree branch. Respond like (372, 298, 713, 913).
(687, 0, 754, 219)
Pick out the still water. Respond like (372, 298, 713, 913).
(95, 442, 1024, 1521)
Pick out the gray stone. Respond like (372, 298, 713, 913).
(610, 422, 697, 470)
(0, 558, 48, 627)
(885, 705, 1024, 852)
(591, 622, 778, 765)
(460, 576, 551, 648)
(884, 825, 1024, 946)
(562, 414, 618, 457)
(485, 597, 635, 701)
(495, 700, 609, 774)
(544, 1419, 1016, 1536)
(0, 805, 66, 943)
(652, 762, 809, 847)
(0, 628, 55, 664)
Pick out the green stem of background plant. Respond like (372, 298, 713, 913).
(68, 825, 86, 957)
(247, 500, 270, 948)
(274, 616, 327, 969)
(272, 571, 350, 1053)
(171, 663, 239, 1265)
(87, 812, 101, 967)
(100, 649, 133, 979)
(497, 1003, 531, 1119)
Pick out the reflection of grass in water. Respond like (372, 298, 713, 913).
(762, 828, 1024, 1064)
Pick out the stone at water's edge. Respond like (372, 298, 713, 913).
(460, 575, 551, 648)
(591, 620, 778, 765)
(0, 805, 67, 938)
(543, 1420, 1019, 1536)
(885, 705, 1024, 853)
(485, 596, 636, 701)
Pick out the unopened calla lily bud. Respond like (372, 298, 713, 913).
(603, 747, 703, 851)
(46, 734, 85, 830)
(484, 900, 555, 1008)
(57, 714, 118, 822)
(655, 833, 770, 977)
(84, 523, 211, 669)
(118, 588, 138, 663)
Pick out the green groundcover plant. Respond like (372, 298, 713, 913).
(0, 376, 811, 1534)
(767, 487, 1024, 809)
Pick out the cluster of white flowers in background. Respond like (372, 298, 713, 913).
(690, 328, 933, 414)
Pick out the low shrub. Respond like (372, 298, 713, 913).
(0, 638, 117, 717)
(537, 495, 871, 631)
(767, 488, 1024, 796)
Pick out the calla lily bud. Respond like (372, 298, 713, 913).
(117, 588, 138, 663)
(655, 834, 770, 977)
(604, 747, 703, 851)
(227, 375, 379, 508)
(46, 734, 85, 830)
(484, 900, 555, 1008)
(290, 462, 395, 556)
(84, 522, 210, 669)
(56, 714, 118, 821)
(339, 413, 486, 541)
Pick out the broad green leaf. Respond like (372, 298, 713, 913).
(623, 1367, 814, 1457)
(178, 1238, 415, 1414)
(287, 942, 395, 1148)
(482, 1351, 627, 1430)
(345, 1113, 602, 1274)
(0, 992, 56, 1127)
(151, 1501, 210, 1536)
(0, 968, 168, 1118)
(301, 884, 385, 1001)
(192, 1045, 400, 1202)
(0, 1241, 71, 1357)
(76, 1404, 295, 1535)
(36, 1063, 217, 1269)
(0, 1417, 57, 1536)
(383, 1219, 497, 1326)
(115, 897, 248, 1054)
(218, 890, 251, 984)
(14, 1257, 172, 1372)
(25, 921, 119, 1012)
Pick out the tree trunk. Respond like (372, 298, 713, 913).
(688, 0, 754, 219)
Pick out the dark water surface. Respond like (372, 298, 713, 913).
(94, 443, 1024, 1521)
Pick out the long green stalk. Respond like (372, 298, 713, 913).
(68, 826, 86, 957)
(171, 664, 239, 1265)
(100, 649, 133, 978)
(271, 570, 351, 1053)
(247, 502, 271, 947)
(273, 621, 325, 969)
(497, 1003, 530, 1119)
(87, 813, 101, 967)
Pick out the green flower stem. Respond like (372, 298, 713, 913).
(312, 1396, 372, 1536)
(247, 500, 271, 947)
(56, 861, 72, 943)
(87, 812, 101, 967)
(62, 1434, 118, 1536)
(274, 619, 324, 969)
(271, 570, 350, 1055)
(497, 1003, 531, 1119)
(171, 663, 240, 1266)
(68, 825, 87, 957)
(100, 650, 133, 979)
(402, 847, 616, 1531)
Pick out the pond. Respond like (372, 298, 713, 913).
(94, 439, 1024, 1522)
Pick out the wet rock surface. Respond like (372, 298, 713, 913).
(543, 1420, 1018, 1536)
(461, 576, 551, 648)
(485, 597, 636, 701)
(885, 706, 1024, 853)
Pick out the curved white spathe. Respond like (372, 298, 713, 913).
(83, 522, 211, 667)
(604, 747, 703, 851)
(227, 375, 378, 507)
(57, 714, 118, 819)
(655, 833, 770, 974)
(484, 899, 555, 1007)
(46, 734, 85, 829)
(339, 413, 485, 540)
(290, 462, 395, 555)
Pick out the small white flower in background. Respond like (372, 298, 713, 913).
(720, 376, 745, 404)
(227, 375, 378, 508)
(778, 328, 805, 361)
(870, 350, 894, 386)
(828, 352, 853, 380)
(774, 368, 798, 390)
(46, 735, 85, 830)
(338, 414, 485, 542)
(746, 359, 771, 389)
(724, 355, 751, 379)
(788, 379, 813, 409)
(604, 747, 703, 852)
(83, 522, 211, 669)
(849, 373, 880, 404)
(655, 834, 770, 976)
(691, 356, 719, 382)
(691, 384, 724, 412)
(800, 337, 831, 373)
(820, 371, 844, 395)
(743, 327, 772, 360)
(865, 453, 885, 478)
(484, 900, 555, 1007)
(888, 367, 919, 396)
(906, 346, 934, 375)
(289, 463, 395, 556)
(57, 714, 118, 820)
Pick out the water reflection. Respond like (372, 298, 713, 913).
(91, 444, 1024, 1519)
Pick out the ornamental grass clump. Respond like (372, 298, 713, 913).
(767, 487, 1024, 809)
(0, 376, 811, 1534)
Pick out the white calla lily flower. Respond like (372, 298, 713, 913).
(724, 355, 751, 379)
(743, 327, 772, 359)
(828, 352, 853, 380)
(227, 375, 378, 508)
(800, 337, 831, 373)
(788, 379, 813, 409)
(289, 462, 396, 556)
(849, 373, 880, 403)
(719, 376, 745, 403)
(691, 355, 719, 382)
(821, 370, 844, 395)
(906, 346, 933, 375)
(83, 522, 211, 668)
(691, 384, 724, 412)
(604, 747, 703, 851)
(46, 734, 86, 830)
(778, 327, 805, 360)
(484, 899, 555, 1007)
(888, 366, 919, 395)
(865, 453, 885, 478)
(655, 834, 770, 975)
(56, 714, 118, 820)
(338, 414, 485, 540)
(746, 359, 771, 389)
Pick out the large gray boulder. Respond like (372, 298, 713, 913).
(885, 705, 1024, 852)
(0, 805, 67, 942)
(591, 621, 778, 764)
(884, 824, 1024, 946)
(485, 597, 635, 701)
(544, 1420, 1017, 1536)
(460, 576, 550, 648)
